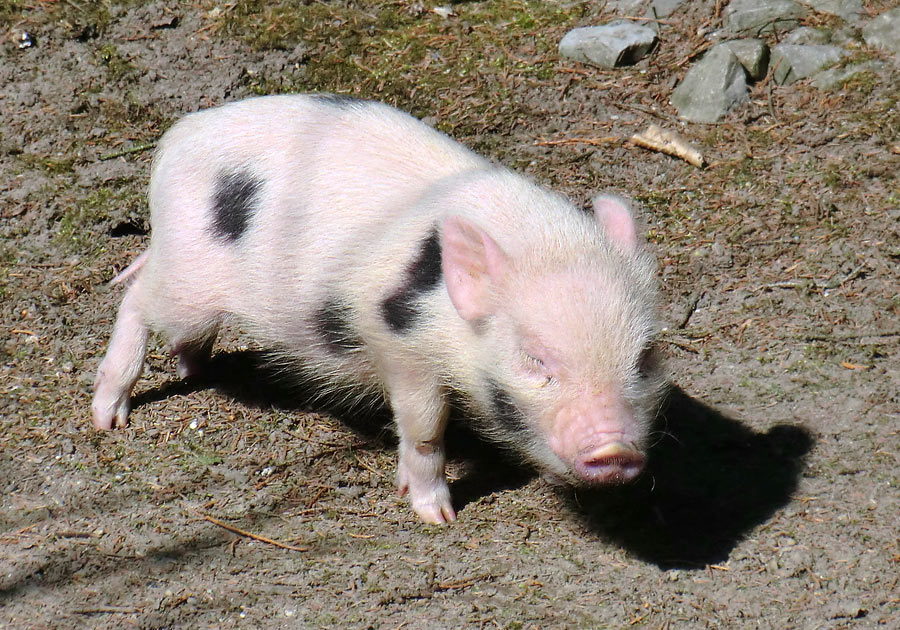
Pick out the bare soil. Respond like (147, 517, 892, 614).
(2, 1, 898, 628)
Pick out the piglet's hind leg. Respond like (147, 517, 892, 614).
(171, 326, 219, 380)
(92, 280, 149, 429)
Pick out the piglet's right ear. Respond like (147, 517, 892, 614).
(592, 193, 640, 254)
(441, 216, 508, 321)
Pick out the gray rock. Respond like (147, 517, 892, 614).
(810, 61, 885, 89)
(771, 44, 847, 84)
(786, 26, 832, 45)
(648, 0, 685, 18)
(800, 0, 863, 21)
(671, 45, 749, 123)
(558, 22, 658, 68)
(724, 0, 807, 34)
(830, 23, 863, 46)
(862, 8, 900, 56)
(605, 0, 647, 16)
(723, 39, 770, 80)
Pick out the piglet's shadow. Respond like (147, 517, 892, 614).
(133, 355, 813, 568)
(131, 350, 394, 442)
(565, 386, 814, 568)
(130, 350, 535, 499)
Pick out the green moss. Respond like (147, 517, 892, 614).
(55, 187, 142, 254)
(216, 0, 581, 136)
(194, 451, 224, 468)
(18, 153, 76, 175)
(98, 44, 137, 82)
(821, 164, 843, 190)
(840, 70, 879, 95)
(1, 0, 113, 37)
(0, 0, 26, 24)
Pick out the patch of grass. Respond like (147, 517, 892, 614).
(840, 69, 879, 96)
(55, 189, 111, 252)
(18, 153, 76, 175)
(217, 1, 582, 137)
(194, 451, 224, 468)
(821, 163, 844, 190)
(97, 43, 137, 82)
(4, 0, 116, 39)
(55, 186, 142, 254)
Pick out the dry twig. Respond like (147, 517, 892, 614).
(534, 136, 621, 147)
(99, 142, 157, 161)
(629, 125, 705, 167)
(534, 136, 620, 148)
(200, 513, 308, 552)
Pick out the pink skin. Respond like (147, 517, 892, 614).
(517, 334, 646, 484)
(549, 392, 645, 484)
(444, 208, 651, 486)
(92, 97, 658, 524)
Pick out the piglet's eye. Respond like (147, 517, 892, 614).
(522, 352, 555, 386)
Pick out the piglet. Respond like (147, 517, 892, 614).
(92, 94, 665, 524)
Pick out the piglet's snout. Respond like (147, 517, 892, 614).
(575, 442, 645, 484)
(551, 392, 647, 485)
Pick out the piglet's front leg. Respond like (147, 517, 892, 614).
(383, 366, 455, 524)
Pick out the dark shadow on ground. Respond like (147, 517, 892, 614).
(132, 349, 395, 442)
(564, 386, 814, 569)
(130, 350, 537, 511)
(132, 354, 812, 569)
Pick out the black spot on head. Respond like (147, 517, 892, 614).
(312, 93, 368, 108)
(487, 379, 531, 436)
(211, 168, 263, 242)
(316, 298, 364, 354)
(381, 227, 443, 333)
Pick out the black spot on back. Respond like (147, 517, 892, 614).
(487, 380, 531, 436)
(381, 227, 443, 333)
(211, 169, 263, 242)
(316, 298, 364, 354)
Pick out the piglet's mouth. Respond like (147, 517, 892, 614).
(574, 442, 645, 484)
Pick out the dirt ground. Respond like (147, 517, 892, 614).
(2, 1, 898, 628)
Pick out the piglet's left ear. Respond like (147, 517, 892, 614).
(592, 193, 640, 254)
(441, 216, 509, 322)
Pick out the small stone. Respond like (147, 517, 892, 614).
(771, 44, 847, 84)
(558, 22, 658, 69)
(336, 485, 365, 499)
(723, 39, 770, 80)
(724, 0, 807, 34)
(671, 45, 749, 123)
(825, 599, 867, 620)
(605, 0, 646, 16)
(810, 61, 884, 89)
(800, 0, 863, 21)
(647, 0, 686, 18)
(18, 32, 35, 49)
(830, 23, 863, 47)
(786, 26, 831, 45)
(862, 8, 900, 56)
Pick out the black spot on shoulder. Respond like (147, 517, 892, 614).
(210, 169, 263, 242)
(316, 298, 364, 354)
(312, 93, 368, 108)
(381, 227, 443, 333)
(487, 380, 531, 435)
